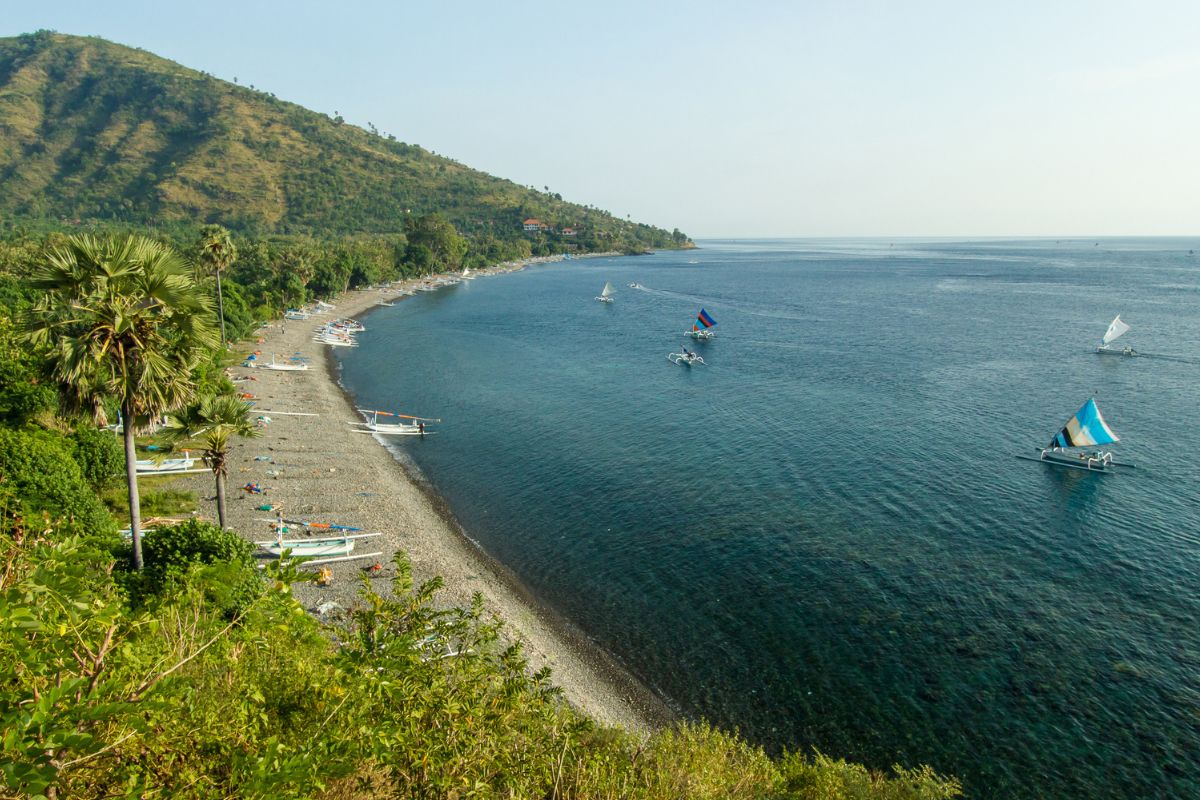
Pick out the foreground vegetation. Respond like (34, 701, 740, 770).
(0, 234, 957, 799)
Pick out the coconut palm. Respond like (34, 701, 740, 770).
(161, 394, 260, 530)
(23, 235, 218, 570)
(196, 224, 238, 348)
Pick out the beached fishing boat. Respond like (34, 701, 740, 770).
(1019, 398, 1134, 473)
(353, 408, 439, 435)
(596, 282, 615, 303)
(255, 531, 381, 558)
(686, 308, 717, 340)
(668, 348, 705, 366)
(258, 354, 309, 371)
(1097, 314, 1137, 356)
(135, 451, 196, 473)
(258, 537, 354, 558)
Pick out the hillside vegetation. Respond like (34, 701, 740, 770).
(0, 31, 689, 253)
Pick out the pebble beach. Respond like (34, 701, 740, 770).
(172, 255, 667, 734)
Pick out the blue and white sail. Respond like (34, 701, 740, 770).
(1048, 398, 1118, 449)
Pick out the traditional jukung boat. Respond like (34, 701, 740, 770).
(252, 354, 309, 371)
(668, 348, 705, 366)
(135, 451, 196, 473)
(1019, 398, 1134, 473)
(255, 531, 382, 558)
(1097, 314, 1137, 356)
(596, 282, 615, 303)
(686, 308, 717, 340)
(353, 409, 439, 435)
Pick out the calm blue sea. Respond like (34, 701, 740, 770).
(337, 239, 1200, 798)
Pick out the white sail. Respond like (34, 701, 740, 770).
(600, 282, 614, 298)
(1101, 315, 1130, 345)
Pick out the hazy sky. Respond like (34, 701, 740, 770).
(5, 1, 1199, 237)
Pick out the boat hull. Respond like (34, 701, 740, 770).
(596, 297, 614, 303)
(1096, 346, 1137, 357)
(1017, 449, 1135, 472)
(667, 353, 705, 366)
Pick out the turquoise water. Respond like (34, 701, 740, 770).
(337, 239, 1200, 798)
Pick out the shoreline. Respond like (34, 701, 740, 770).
(181, 254, 671, 733)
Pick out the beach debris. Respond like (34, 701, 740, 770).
(315, 567, 333, 586)
(253, 455, 273, 461)
(315, 600, 342, 615)
(242, 482, 266, 494)
(255, 504, 277, 511)
(362, 562, 383, 575)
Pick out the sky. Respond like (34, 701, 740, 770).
(4, 1, 1200, 237)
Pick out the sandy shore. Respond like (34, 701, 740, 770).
(173, 255, 669, 733)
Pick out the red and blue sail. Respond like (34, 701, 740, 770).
(692, 308, 717, 332)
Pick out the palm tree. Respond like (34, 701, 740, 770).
(23, 235, 218, 570)
(196, 224, 238, 348)
(161, 394, 260, 529)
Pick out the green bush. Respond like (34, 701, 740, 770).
(68, 424, 124, 491)
(135, 518, 260, 615)
(0, 426, 113, 534)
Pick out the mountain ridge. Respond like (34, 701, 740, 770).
(0, 31, 689, 250)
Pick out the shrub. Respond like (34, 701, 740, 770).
(68, 424, 124, 491)
(0, 426, 113, 534)
(135, 518, 260, 615)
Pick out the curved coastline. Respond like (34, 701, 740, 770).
(192, 257, 671, 734)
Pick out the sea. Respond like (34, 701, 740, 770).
(336, 239, 1200, 799)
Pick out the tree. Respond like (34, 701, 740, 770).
(196, 224, 238, 348)
(23, 235, 218, 569)
(162, 393, 260, 532)
(161, 394, 259, 530)
(403, 213, 467, 273)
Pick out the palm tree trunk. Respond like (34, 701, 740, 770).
(121, 400, 144, 570)
(215, 471, 227, 530)
(215, 269, 227, 349)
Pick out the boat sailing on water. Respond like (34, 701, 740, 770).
(1097, 314, 1137, 356)
(686, 308, 717, 340)
(668, 346, 705, 366)
(596, 282, 615, 303)
(1019, 397, 1134, 473)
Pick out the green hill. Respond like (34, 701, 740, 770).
(0, 31, 689, 250)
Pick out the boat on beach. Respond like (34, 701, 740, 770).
(255, 531, 382, 559)
(1019, 397, 1134, 473)
(256, 354, 309, 371)
(1097, 314, 1137, 356)
(596, 282, 615, 303)
(353, 408, 439, 435)
(686, 308, 717, 340)
(135, 451, 196, 473)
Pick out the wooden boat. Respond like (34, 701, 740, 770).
(255, 531, 381, 558)
(259, 354, 309, 371)
(685, 308, 717, 340)
(668, 349, 705, 366)
(1096, 314, 1137, 356)
(595, 282, 615, 303)
(135, 451, 196, 473)
(353, 409, 439, 435)
(1018, 398, 1134, 473)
